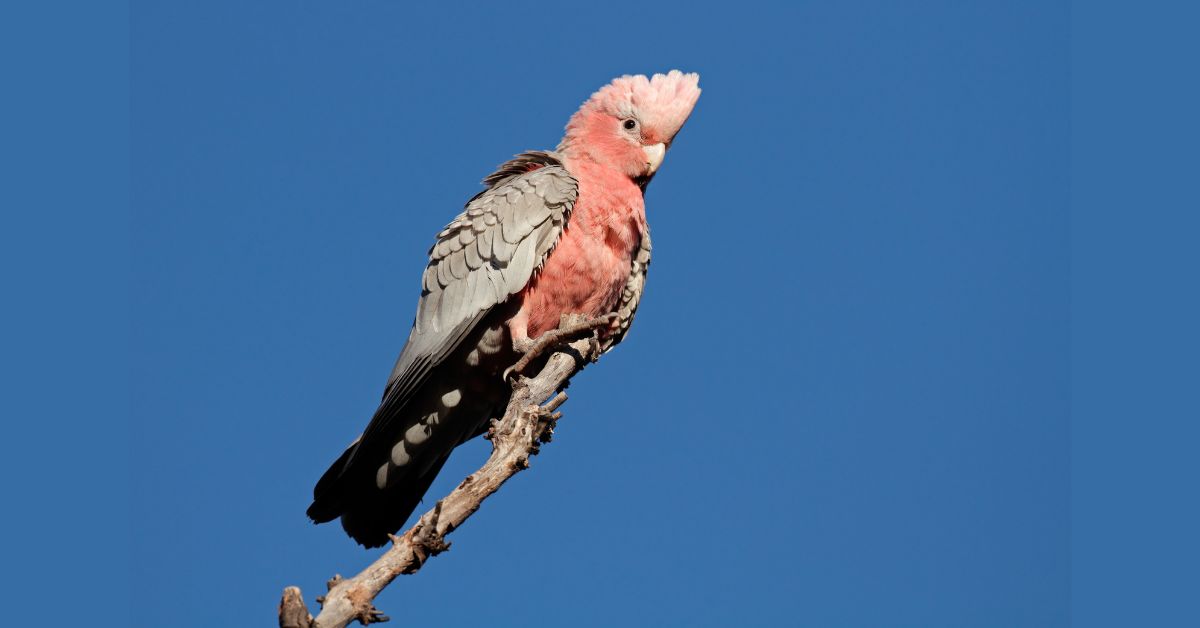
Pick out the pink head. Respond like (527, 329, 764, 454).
(558, 70, 701, 181)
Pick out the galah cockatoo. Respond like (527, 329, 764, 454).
(308, 71, 701, 547)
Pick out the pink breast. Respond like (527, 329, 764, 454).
(518, 229, 622, 338)
(517, 186, 645, 339)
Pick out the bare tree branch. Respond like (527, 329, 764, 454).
(279, 317, 601, 628)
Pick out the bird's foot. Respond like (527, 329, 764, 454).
(504, 313, 617, 381)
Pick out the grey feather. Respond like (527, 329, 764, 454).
(602, 228, 652, 353)
(464, 269, 486, 315)
(505, 234, 539, 294)
(496, 199, 517, 238)
(477, 228, 494, 263)
(458, 228, 476, 246)
(326, 154, 576, 474)
(484, 263, 507, 302)
(420, 289, 441, 334)
(491, 230, 515, 262)
(500, 204, 525, 243)
(536, 217, 559, 251)
(397, 153, 577, 390)
(464, 238, 483, 269)
(438, 275, 466, 329)
(448, 248, 468, 280)
(436, 257, 453, 287)
(422, 265, 438, 293)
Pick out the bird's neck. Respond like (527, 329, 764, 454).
(560, 154, 647, 246)
(561, 153, 643, 198)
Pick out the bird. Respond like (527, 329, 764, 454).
(307, 70, 701, 547)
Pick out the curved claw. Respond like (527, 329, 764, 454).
(502, 364, 519, 382)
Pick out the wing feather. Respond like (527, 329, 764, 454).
(505, 234, 540, 294)
(491, 229, 515, 262)
(345, 156, 577, 464)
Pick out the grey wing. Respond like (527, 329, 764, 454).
(602, 227, 652, 353)
(362, 163, 578, 444)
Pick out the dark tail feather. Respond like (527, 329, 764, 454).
(338, 454, 451, 548)
(306, 439, 451, 546)
(306, 440, 359, 524)
(307, 351, 505, 547)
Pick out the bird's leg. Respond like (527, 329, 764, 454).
(505, 313, 618, 381)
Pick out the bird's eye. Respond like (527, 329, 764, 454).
(623, 119, 638, 131)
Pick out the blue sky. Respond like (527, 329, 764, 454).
(6, 1, 1199, 627)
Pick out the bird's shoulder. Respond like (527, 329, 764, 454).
(413, 153, 578, 336)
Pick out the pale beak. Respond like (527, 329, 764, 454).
(643, 143, 666, 174)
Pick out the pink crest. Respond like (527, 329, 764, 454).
(578, 70, 701, 143)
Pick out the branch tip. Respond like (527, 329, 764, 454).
(279, 586, 313, 628)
